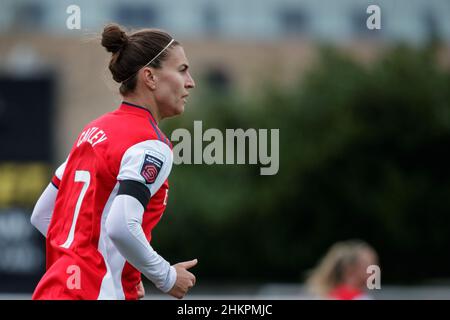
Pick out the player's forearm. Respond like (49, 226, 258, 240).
(30, 183, 58, 237)
(105, 194, 176, 292)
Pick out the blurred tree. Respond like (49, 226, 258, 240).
(154, 45, 450, 285)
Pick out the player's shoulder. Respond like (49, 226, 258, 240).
(117, 124, 169, 155)
(119, 138, 173, 176)
(118, 139, 173, 186)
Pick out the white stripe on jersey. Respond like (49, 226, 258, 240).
(97, 182, 126, 300)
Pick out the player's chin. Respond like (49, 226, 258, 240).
(174, 102, 185, 115)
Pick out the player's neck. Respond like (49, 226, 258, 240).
(122, 94, 161, 124)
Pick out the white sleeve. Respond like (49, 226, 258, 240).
(117, 140, 173, 196)
(105, 194, 177, 293)
(30, 183, 58, 237)
(106, 139, 176, 292)
(55, 160, 66, 181)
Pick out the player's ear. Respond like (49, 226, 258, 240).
(142, 67, 156, 90)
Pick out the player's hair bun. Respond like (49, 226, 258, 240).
(101, 24, 129, 54)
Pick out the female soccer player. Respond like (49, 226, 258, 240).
(30, 24, 197, 300)
(306, 240, 378, 300)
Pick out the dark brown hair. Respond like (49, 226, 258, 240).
(101, 24, 179, 95)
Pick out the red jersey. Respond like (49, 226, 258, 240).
(32, 102, 173, 300)
(329, 285, 371, 300)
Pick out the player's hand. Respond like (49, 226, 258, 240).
(168, 259, 198, 299)
(136, 280, 145, 299)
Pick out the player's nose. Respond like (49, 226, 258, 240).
(185, 72, 195, 89)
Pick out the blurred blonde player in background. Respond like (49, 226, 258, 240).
(306, 239, 379, 300)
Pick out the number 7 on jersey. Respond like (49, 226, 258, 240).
(60, 170, 91, 249)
